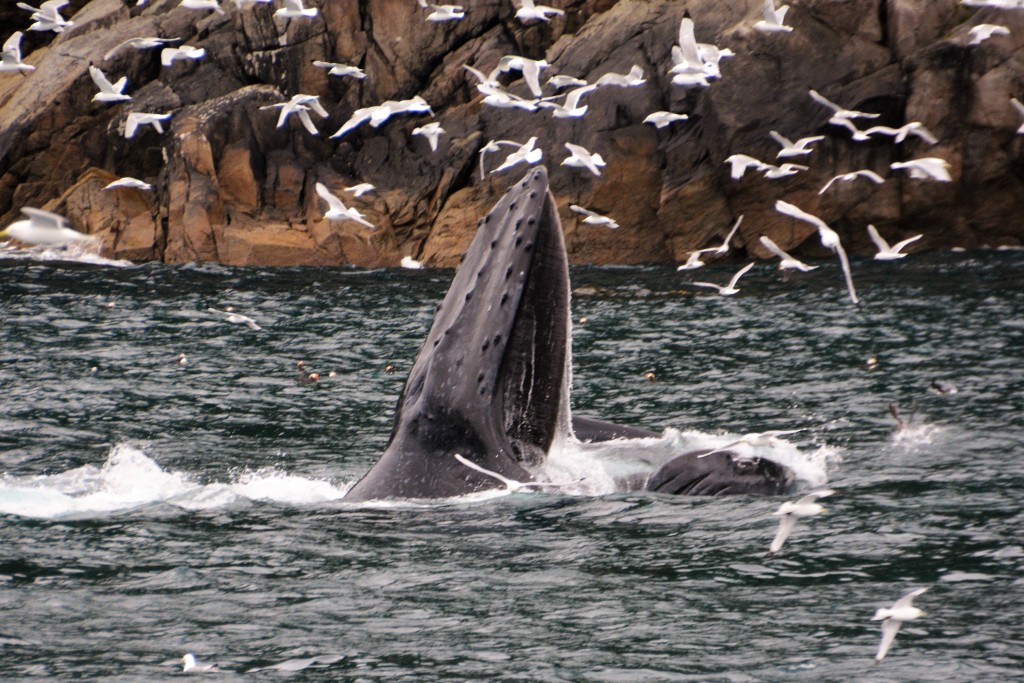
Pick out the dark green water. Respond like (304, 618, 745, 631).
(1, 251, 1022, 680)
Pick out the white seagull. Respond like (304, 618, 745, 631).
(514, 0, 565, 23)
(569, 204, 619, 229)
(890, 157, 952, 182)
(725, 154, 769, 180)
(643, 111, 689, 129)
(261, 95, 330, 135)
(872, 587, 928, 662)
(207, 307, 261, 330)
(160, 45, 206, 67)
(181, 653, 220, 673)
(400, 255, 423, 269)
(675, 248, 717, 271)
(753, 0, 793, 33)
(315, 183, 375, 228)
(425, 4, 464, 21)
(412, 121, 445, 151)
(496, 55, 548, 97)
(1010, 97, 1024, 134)
(594, 64, 646, 88)
(1, 32, 35, 74)
(312, 61, 366, 79)
(546, 74, 587, 89)
(491, 137, 543, 174)
(867, 224, 923, 260)
(124, 111, 171, 138)
(691, 262, 755, 296)
(775, 200, 859, 305)
(104, 37, 181, 61)
(968, 24, 1010, 45)
(344, 183, 375, 197)
(330, 96, 432, 138)
(89, 66, 132, 103)
(759, 235, 818, 271)
(538, 84, 596, 118)
(103, 177, 153, 191)
(809, 89, 879, 121)
(18, 1, 73, 33)
(0, 208, 94, 247)
(275, 0, 317, 19)
(863, 122, 938, 145)
(769, 130, 823, 158)
(761, 162, 808, 179)
(125, 112, 172, 138)
(453, 453, 552, 493)
(769, 489, 834, 554)
(561, 142, 605, 176)
(700, 428, 805, 458)
(819, 169, 885, 194)
(478, 139, 519, 178)
(178, 0, 224, 14)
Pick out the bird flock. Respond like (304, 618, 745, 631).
(1, 0, 1022, 278)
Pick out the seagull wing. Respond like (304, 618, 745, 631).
(22, 207, 67, 230)
(315, 182, 346, 213)
(867, 224, 891, 253)
(769, 130, 794, 149)
(569, 204, 599, 218)
(727, 262, 755, 289)
(775, 200, 828, 231)
(769, 513, 797, 553)
(795, 488, 834, 505)
(875, 618, 902, 662)
(890, 233, 923, 253)
(89, 65, 115, 92)
(893, 587, 928, 609)
(833, 239, 859, 305)
(759, 235, 793, 260)
(761, 0, 777, 22)
(296, 108, 319, 135)
(809, 89, 840, 113)
(678, 16, 703, 65)
(857, 170, 886, 184)
(563, 84, 597, 110)
(3, 31, 23, 56)
(721, 215, 743, 249)
(330, 106, 375, 138)
(1012, 97, 1024, 118)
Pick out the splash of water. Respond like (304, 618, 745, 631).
(0, 444, 352, 520)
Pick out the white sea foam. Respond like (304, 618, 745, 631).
(0, 444, 352, 520)
(543, 426, 837, 493)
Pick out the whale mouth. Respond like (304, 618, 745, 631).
(497, 179, 569, 466)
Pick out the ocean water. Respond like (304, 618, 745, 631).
(1, 249, 1022, 680)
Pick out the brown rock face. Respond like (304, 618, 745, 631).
(1, 0, 1022, 266)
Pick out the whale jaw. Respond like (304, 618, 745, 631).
(344, 167, 571, 501)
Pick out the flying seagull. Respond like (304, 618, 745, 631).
(769, 130, 824, 158)
(207, 307, 261, 330)
(569, 204, 619, 229)
(872, 587, 928, 662)
(769, 489, 834, 554)
(866, 224, 923, 260)
(775, 200, 859, 306)
(759, 235, 818, 271)
(315, 183, 376, 228)
(0, 207, 94, 247)
(818, 169, 885, 194)
(753, 0, 793, 33)
(691, 262, 756, 296)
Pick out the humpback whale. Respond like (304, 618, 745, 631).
(343, 167, 793, 502)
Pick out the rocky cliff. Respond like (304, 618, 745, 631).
(1, 0, 1022, 267)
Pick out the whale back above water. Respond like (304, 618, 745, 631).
(343, 167, 793, 502)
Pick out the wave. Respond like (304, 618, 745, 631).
(0, 427, 838, 519)
(0, 444, 352, 520)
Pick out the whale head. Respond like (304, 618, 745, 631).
(345, 166, 570, 500)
